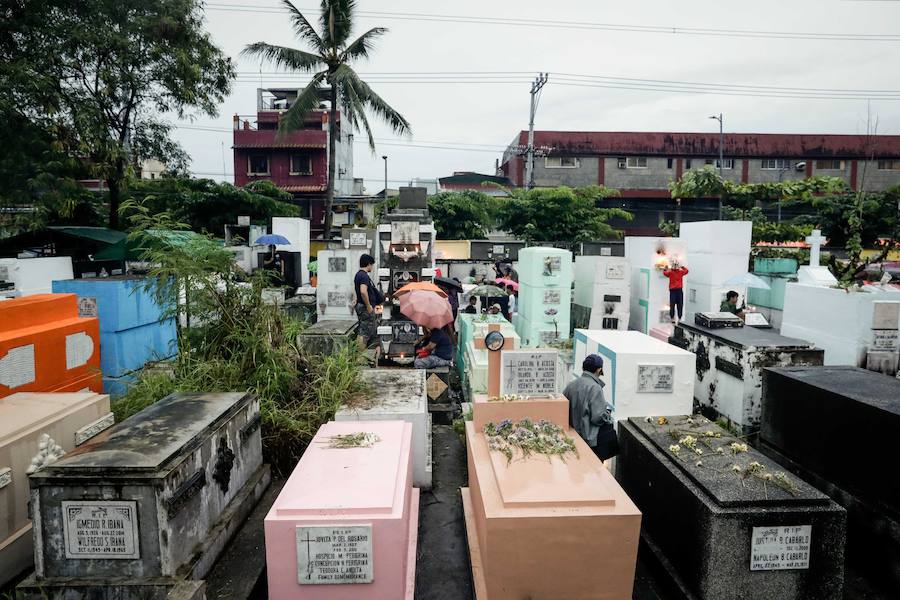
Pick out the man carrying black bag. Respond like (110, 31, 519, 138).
(563, 354, 619, 462)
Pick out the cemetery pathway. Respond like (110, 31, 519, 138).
(415, 424, 475, 600)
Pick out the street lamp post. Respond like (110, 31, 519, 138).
(382, 155, 388, 199)
(709, 113, 725, 219)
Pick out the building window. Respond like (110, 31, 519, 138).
(625, 157, 648, 169)
(761, 159, 791, 170)
(685, 159, 692, 170)
(815, 159, 844, 170)
(545, 156, 578, 168)
(290, 153, 313, 175)
(705, 158, 734, 169)
(667, 158, 674, 169)
(877, 159, 900, 170)
(248, 155, 269, 175)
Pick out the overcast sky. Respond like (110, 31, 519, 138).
(175, 0, 900, 192)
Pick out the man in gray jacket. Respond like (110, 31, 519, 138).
(563, 354, 616, 460)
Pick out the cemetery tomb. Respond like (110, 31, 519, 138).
(316, 249, 368, 321)
(19, 392, 268, 600)
(335, 368, 432, 489)
(264, 420, 418, 600)
(0, 391, 112, 588)
(52, 277, 177, 394)
(796, 229, 837, 287)
(573, 329, 695, 422)
(618, 415, 846, 600)
(671, 321, 823, 432)
(624, 236, 687, 334)
(760, 366, 900, 588)
(297, 319, 358, 355)
(514, 247, 573, 348)
(462, 319, 520, 396)
(781, 283, 900, 367)
(583, 257, 631, 331)
(0, 257, 74, 297)
(456, 313, 517, 375)
(0, 294, 101, 399)
(271, 217, 311, 284)
(462, 394, 641, 599)
(679, 220, 753, 314)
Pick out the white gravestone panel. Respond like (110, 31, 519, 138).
(0, 344, 36, 388)
(77, 296, 98, 318)
(750, 525, 812, 571)
(65, 332, 94, 370)
(500, 350, 559, 395)
(543, 290, 560, 304)
(62, 500, 140, 559)
(391, 222, 419, 245)
(637, 365, 675, 393)
(296, 525, 373, 585)
(349, 232, 367, 247)
(606, 264, 626, 280)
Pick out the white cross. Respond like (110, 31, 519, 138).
(805, 229, 826, 267)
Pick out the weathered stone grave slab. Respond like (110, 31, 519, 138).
(0, 392, 112, 587)
(19, 392, 269, 599)
(617, 415, 846, 600)
(297, 319, 358, 355)
(761, 366, 900, 589)
(335, 368, 432, 489)
(462, 398, 641, 600)
(264, 420, 418, 599)
(671, 321, 823, 432)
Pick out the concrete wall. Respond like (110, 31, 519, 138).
(532, 156, 599, 188)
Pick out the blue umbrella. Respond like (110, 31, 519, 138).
(722, 272, 771, 290)
(252, 234, 291, 246)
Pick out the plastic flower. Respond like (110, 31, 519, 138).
(669, 444, 681, 454)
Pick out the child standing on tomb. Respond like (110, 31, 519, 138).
(662, 262, 689, 322)
(563, 354, 618, 461)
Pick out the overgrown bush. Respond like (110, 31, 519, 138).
(116, 201, 365, 474)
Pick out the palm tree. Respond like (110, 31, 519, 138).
(244, 0, 411, 238)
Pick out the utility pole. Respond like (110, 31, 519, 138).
(709, 113, 725, 219)
(525, 72, 549, 190)
(382, 155, 388, 198)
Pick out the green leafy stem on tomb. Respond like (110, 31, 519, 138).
(653, 415, 799, 498)
(322, 432, 381, 449)
(483, 418, 579, 465)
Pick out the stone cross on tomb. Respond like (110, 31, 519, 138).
(473, 323, 515, 398)
(805, 229, 826, 267)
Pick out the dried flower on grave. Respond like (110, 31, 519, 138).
(483, 418, 578, 465)
(693, 447, 704, 456)
(715, 447, 725, 455)
(678, 435, 698, 450)
(324, 432, 381, 449)
(657, 416, 669, 425)
(686, 417, 694, 424)
(763, 473, 773, 481)
(489, 394, 526, 403)
(731, 464, 742, 473)
(702, 430, 722, 438)
(772, 471, 799, 495)
(668, 444, 681, 455)
(695, 460, 703, 468)
(745, 461, 765, 477)
(729, 442, 748, 455)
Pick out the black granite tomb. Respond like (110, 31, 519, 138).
(618, 415, 846, 600)
(761, 366, 900, 590)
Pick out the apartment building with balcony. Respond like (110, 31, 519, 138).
(233, 88, 355, 236)
(500, 131, 900, 233)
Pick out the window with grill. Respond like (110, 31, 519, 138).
(248, 155, 269, 175)
(290, 153, 313, 175)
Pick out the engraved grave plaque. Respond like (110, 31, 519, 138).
(62, 500, 140, 559)
(500, 350, 558, 395)
(296, 525, 373, 584)
(637, 364, 674, 393)
(328, 257, 347, 273)
(750, 525, 811, 571)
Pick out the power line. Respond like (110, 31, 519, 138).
(204, 3, 900, 42)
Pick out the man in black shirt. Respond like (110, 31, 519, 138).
(413, 326, 453, 369)
(354, 254, 383, 349)
(462, 296, 478, 314)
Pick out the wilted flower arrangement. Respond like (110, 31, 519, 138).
(483, 418, 578, 464)
(324, 432, 381, 449)
(488, 394, 527, 403)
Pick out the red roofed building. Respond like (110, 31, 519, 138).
(233, 88, 357, 236)
(499, 130, 900, 233)
(437, 172, 513, 196)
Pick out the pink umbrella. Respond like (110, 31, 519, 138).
(398, 290, 453, 329)
(495, 278, 519, 291)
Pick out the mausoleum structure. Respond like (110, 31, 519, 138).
(0, 257, 73, 297)
(679, 220, 752, 319)
(761, 366, 900, 591)
(264, 420, 418, 599)
(618, 415, 846, 600)
(19, 392, 268, 599)
(624, 236, 687, 336)
(1, 294, 102, 398)
(271, 217, 311, 285)
(0, 391, 112, 588)
(573, 255, 631, 331)
(671, 321, 824, 432)
(514, 246, 573, 347)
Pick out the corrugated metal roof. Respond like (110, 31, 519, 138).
(514, 130, 900, 158)
(280, 184, 327, 192)
(233, 142, 326, 149)
(46, 226, 127, 245)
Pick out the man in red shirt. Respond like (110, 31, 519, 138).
(662, 262, 689, 322)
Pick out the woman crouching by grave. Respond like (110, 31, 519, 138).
(413, 325, 454, 369)
(563, 354, 619, 461)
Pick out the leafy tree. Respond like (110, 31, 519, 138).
(122, 178, 300, 235)
(670, 167, 846, 209)
(244, 0, 411, 238)
(661, 207, 813, 244)
(1, 0, 235, 229)
(427, 191, 497, 239)
(496, 186, 630, 242)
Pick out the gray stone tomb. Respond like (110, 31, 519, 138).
(19, 392, 269, 600)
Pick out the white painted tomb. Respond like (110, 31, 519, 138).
(574, 256, 632, 331)
(335, 368, 432, 489)
(680, 220, 752, 319)
(271, 217, 311, 284)
(0, 257, 74, 297)
(573, 329, 696, 422)
(316, 249, 367, 321)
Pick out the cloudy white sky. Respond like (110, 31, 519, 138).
(176, 0, 900, 192)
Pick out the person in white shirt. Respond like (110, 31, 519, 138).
(505, 285, 517, 316)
